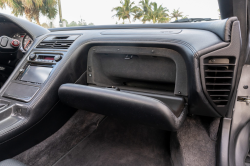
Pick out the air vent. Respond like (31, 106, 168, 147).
(36, 40, 74, 49)
(36, 35, 79, 49)
(54, 40, 74, 49)
(36, 41, 55, 48)
(203, 57, 236, 107)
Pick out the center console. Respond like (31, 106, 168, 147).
(0, 33, 81, 144)
(3, 52, 63, 102)
(0, 29, 86, 161)
(0, 49, 65, 138)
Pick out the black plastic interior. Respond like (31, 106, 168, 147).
(58, 84, 187, 131)
(201, 56, 237, 111)
(87, 46, 188, 96)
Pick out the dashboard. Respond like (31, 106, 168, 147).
(0, 13, 242, 160)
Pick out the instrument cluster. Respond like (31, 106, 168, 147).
(12, 33, 33, 52)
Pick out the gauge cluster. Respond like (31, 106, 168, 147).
(12, 33, 33, 52)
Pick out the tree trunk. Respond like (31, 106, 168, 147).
(153, 16, 156, 24)
(24, 9, 32, 22)
(34, 15, 41, 26)
(27, 17, 32, 22)
(128, 17, 131, 23)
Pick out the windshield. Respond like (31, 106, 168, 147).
(0, 0, 220, 28)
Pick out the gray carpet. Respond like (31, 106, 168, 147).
(170, 116, 220, 166)
(53, 117, 173, 166)
(14, 110, 219, 166)
(14, 110, 105, 166)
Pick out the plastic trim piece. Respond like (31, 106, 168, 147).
(217, 118, 231, 166)
(87, 46, 188, 96)
(199, 21, 241, 116)
(58, 84, 187, 131)
(228, 65, 250, 166)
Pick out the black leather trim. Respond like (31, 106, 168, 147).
(49, 17, 238, 42)
(197, 42, 229, 57)
(58, 84, 187, 131)
(224, 17, 238, 42)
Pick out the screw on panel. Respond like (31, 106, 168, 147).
(89, 74, 92, 77)
(178, 91, 181, 94)
(152, 50, 154, 53)
(243, 85, 248, 89)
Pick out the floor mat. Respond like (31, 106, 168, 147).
(14, 110, 105, 166)
(54, 117, 172, 166)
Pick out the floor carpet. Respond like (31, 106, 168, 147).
(54, 117, 172, 166)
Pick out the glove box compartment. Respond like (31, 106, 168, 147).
(87, 46, 188, 96)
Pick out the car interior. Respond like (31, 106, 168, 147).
(0, 0, 249, 166)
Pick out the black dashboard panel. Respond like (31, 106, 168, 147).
(0, 13, 242, 157)
(3, 82, 39, 102)
(20, 66, 53, 84)
(0, 22, 25, 39)
(0, 14, 49, 39)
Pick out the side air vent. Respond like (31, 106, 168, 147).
(202, 57, 236, 107)
(36, 35, 79, 49)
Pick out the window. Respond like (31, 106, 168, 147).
(0, 0, 220, 28)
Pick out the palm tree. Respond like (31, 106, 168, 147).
(171, 8, 183, 20)
(142, 2, 169, 23)
(0, 0, 57, 25)
(181, 15, 189, 19)
(140, 0, 151, 14)
(151, 2, 170, 23)
(112, 0, 141, 23)
(138, 0, 151, 23)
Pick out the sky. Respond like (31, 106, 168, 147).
(0, 0, 220, 27)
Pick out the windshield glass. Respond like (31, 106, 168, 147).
(0, 0, 220, 28)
